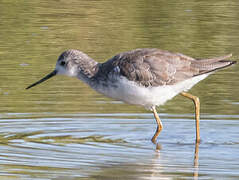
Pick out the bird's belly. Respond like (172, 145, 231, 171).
(93, 74, 209, 109)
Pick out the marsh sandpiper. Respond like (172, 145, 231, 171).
(26, 48, 236, 143)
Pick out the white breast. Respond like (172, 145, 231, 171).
(90, 74, 209, 110)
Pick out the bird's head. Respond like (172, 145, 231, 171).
(56, 49, 90, 77)
(26, 49, 96, 89)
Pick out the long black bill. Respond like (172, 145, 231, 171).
(26, 70, 57, 90)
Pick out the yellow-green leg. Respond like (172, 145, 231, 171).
(180, 92, 200, 143)
(151, 106, 163, 143)
(193, 142, 199, 179)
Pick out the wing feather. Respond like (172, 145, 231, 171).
(110, 48, 197, 86)
(95, 48, 234, 87)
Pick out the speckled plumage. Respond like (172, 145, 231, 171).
(26, 48, 236, 143)
(27, 48, 236, 109)
(94, 48, 234, 87)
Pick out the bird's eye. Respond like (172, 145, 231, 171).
(60, 61, 66, 66)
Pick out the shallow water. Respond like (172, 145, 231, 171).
(0, 0, 239, 179)
(1, 113, 239, 179)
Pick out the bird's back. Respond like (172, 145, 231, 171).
(96, 48, 236, 87)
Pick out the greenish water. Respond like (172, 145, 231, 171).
(0, 0, 239, 179)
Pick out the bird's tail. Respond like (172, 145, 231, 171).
(192, 54, 237, 75)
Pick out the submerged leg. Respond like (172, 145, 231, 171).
(151, 107, 163, 143)
(193, 142, 199, 180)
(180, 92, 200, 143)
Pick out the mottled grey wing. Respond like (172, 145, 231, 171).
(97, 48, 235, 87)
(110, 48, 198, 87)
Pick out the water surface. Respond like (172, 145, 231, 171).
(0, 0, 239, 179)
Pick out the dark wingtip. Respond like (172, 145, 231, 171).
(193, 59, 237, 77)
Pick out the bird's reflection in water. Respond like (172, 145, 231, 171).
(155, 142, 162, 152)
(194, 142, 199, 180)
(155, 141, 199, 180)
(85, 141, 200, 179)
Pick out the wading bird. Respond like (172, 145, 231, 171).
(26, 48, 236, 143)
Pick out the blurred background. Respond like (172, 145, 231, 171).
(0, 0, 239, 179)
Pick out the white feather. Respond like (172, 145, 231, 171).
(91, 73, 209, 110)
